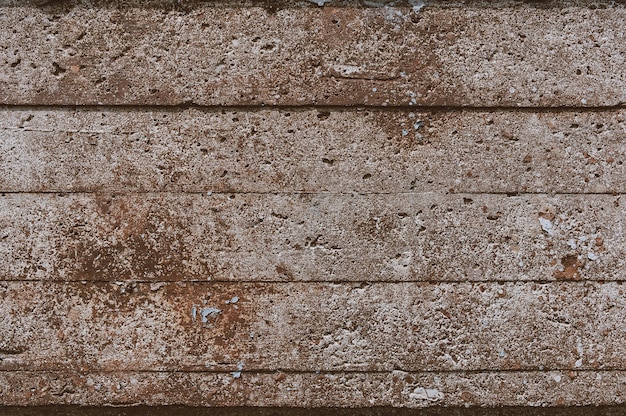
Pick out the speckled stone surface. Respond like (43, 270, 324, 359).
(1, 281, 625, 372)
(1, 0, 626, 410)
(1, 0, 625, 106)
(1, 369, 626, 407)
(1, 193, 625, 282)
(1, 108, 625, 193)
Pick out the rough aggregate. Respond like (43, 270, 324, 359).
(2, 0, 626, 410)
(1, 1, 625, 106)
(1, 108, 626, 193)
(1, 193, 624, 282)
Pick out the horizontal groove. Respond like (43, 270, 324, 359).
(1, 279, 624, 284)
(1, 103, 625, 113)
(0, 191, 624, 196)
(1, 368, 624, 375)
(0, 0, 624, 8)
(0, 0, 622, 7)
(1, 405, 625, 415)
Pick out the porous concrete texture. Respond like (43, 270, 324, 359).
(1, 1, 626, 106)
(1, 0, 626, 412)
(2, 108, 626, 193)
(1, 369, 626, 407)
(1, 281, 626, 372)
(1, 193, 625, 282)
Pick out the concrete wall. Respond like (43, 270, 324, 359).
(1, 0, 625, 410)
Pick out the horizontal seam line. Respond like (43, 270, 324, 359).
(0, 369, 624, 374)
(0, 104, 625, 112)
(0, 280, 623, 284)
(1, 191, 624, 196)
(0, 2, 624, 8)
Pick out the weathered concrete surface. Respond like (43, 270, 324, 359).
(2, 0, 626, 410)
(1, 193, 624, 282)
(2, 108, 626, 193)
(1, 281, 625, 372)
(1, 370, 625, 407)
(1, 1, 625, 106)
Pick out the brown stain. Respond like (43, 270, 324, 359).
(275, 264, 294, 280)
(500, 130, 515, 141)
(317, 8, 362, 43)
(354, 213, 398, 240)
(403, 11, 459, 106)
(370, 110, 434, 152)
(209, 306, 249, 354)
(311, 7, 445, 106)
(538, 211, 555, 221)
(171, 283, 289, 365)
(99, 76, 133, 104)
(95, 194, 113, 215)
(57, 196, 228, 281)
(595, 236, 606, 253)
(67, 240, 127, 280)
(553, 254, 583, 281)
(460, 390, 474, 403)
(31, 75, 86, 105)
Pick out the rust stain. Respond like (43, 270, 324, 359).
(538, 211, 555, 221)
(370, 110, 433, 151)
(275, 264, 294, 280)
(554, 254, 583, 281)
